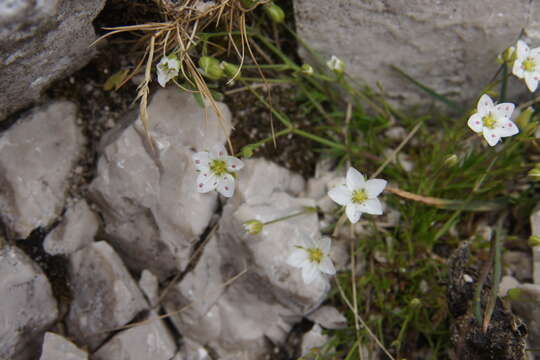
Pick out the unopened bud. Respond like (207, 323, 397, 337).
(506, 287, 522, 301)
(515, 107, 534, 130)
(444, 154, 459, 167)
(409, 298, 421, 308)
(220, 61, 241, 78)
(529, 235, 540, 247)
(300, 63, 314, 75)
(529, 168, 540, 181)
(497, 46, 516, 65)
(326, 55, 345, 74)
(263, 2, 285, 23)
(243, 220, 264, 235)
(199, 56, 223, 80)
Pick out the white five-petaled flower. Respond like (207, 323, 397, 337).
(156, 54, 180, 87)
(192, 145, 244, 198)
(328, 167, 386, 224)
(287, 235, 336, 284)
(326, 55, 345, 73)
(512, 40, 540, 92)
(467, 94, 519, 147)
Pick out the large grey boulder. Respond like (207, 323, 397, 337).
(294, 1, 540, 104)
(65, 241, 148, 351)
(0, 0, 106, 120)
(39, 332, 88, 360)
(90, 88, 231, 280)
(0, 101, 85, 238)
(0, 246, 59, 360)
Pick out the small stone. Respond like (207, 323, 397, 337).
(139, 270, 159, 307)
(306, 306, 347, 330)
(0, 246, 59, 360)
(43, 199, 99, 255)
(503, 251, 532, 283)
(66, 241, 147, 350)
(176, 338, 210, 360)
(0, 101, 85, 238)
(499, 276, 520, 297)
(39, 332, 88, 360)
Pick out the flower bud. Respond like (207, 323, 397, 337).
(220, 61, 241, 78)
(300, 63, 314, 75)
(326, 55, 345, 74)
(444, 154, 459, 167)
(243, 220, 264, 235)
(199, 56, 223, 80)
(263, 2, 285, 23)
(529, 235, 540, 247)
(529, 168, 540, 181)
(506, 287, 522, 301)
(515, 107, 534, 130)
(497, 46, 516, 65)
(409, 298, 422, 308)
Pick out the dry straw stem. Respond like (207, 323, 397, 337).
(92, 0, 265, 153)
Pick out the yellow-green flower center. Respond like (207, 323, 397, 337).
(307, 248, 323, 264)
(210, 159, 228, 176)
(352, 189, 368, 204)
(482, 113, 496, 129)
(523, 57, 537, 72)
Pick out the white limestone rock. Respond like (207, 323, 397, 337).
(0, 101, 85, 238)
(0, 246, 59, 360)
(306, 305, 347, 330)
(139, 269, 160, 307)
(39, 332, 88, 360)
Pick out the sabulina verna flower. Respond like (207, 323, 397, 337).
(156, 54, 180, 87)
(467, 94, 519, 147)
(287, 234, 336, 284)
(326, 55, 345, 74)
(192, 144, 244, 197)
(328, 167, 386, 224)
(243, 220, 263, 235)
(512, 40, 540, 92)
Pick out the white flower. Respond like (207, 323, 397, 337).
(467, 94, 519, 146)
(328, 167, 386, 224)
(287, 235, 336, 284)
(156, 54, 180, 87)
(192, 144, 244, 197)
(326, 55, 345, 73)
(512, 40, 540, 92)
(301, 63, 314, 75)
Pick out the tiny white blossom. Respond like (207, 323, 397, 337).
(328, 167, 386, 224)
(156, 54, 180, 87)
(192, 144, 244, 197)
(512, 40, 540, 92)
(467, 94, 519, 146)
(287, 234, 336, 284)
(326, 55, 345, 73)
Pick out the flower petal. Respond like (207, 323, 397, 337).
(359, 198, 383, 215)
(513, 60, 525, 79)
(365, 179, 387, 199)
(328, 185, 352, 206)
(477, 94, 494, 114)
(225, 156, 244, 172)
(346, 167, 366, 190)
(525, 73, 540, 92)
(346, 203, 362, 224)
(482, 128, 501, 147)
(319, 256, 336, 275)
(287, 249, 308, 267)
(196, 172, 217, 193)
(210, 144, 227, 159)
(319, 237, 331, 254)
(216, 173, 235, 197)
(517, 40, 529, 59)
(494, 103, 515, 119)
(495, 121, 519, 138)
(467, 113, 484, 133)
(157, 71, 168, 87)
(302, 263, 320, 284)
(193, 152, 210, 170)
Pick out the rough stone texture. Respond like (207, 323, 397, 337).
(0, 101, 85, 238)
(0, 0, 106, 120)
(66, 241, 147, 351)
(39, 332, 88, 360)
(294, 1, 540, 104)
(90, 88, 231, 280)
(503, 251, 532, 283)
(0, 246, 58, 360)
(176, 338, 211, 360)
(306, 305, 347, 330)
(139, 270, 160, 308)
(530, 206, 540, 285)
(164, 159, 330, 359)
(93, 312, 177, 360)
(43, 199, 99, 255)
(511, 283, 540, 355)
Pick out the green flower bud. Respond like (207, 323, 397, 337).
(444, 154, 459, 167)
(241, 145, 254, 158)
(529, 235, 540, 247)
(506, 287, 522, 301)
(529, 168, 540, 181)
(243, 220, 264, 235)
(263, 2, 285, 23)
(300, 63, 314, 75)
(199, 56, 223, 80)
(515, 107, 534, 130)
(409, 298, 422, 308)
(220, 61, 241, 78)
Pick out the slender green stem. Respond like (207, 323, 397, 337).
(499, 65, 508, 103)
(263, 207, 316, 226)
(292, 129, 346, 151)
(483, 217, 504, 331)
(238, 77, 294, 84)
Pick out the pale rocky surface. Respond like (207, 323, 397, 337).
(139, 269, 160, 308)
(0, 101, 85, 238)
(66, 241, 147, 351)
(511, 283, 540, 354)
(306, 305, 347, 330)
(43, 199, 99, 255)
(175, 338, 211, 360)
(164, 159, 330, 359)
(90, 88, 231, 280)
(530, 206, 540, 285)
(0, 0, 106, 120)
(0, 246, 58, 360)
(503, 251, 532, 283)
(39, 332, 88, 360)
(294, 0, 540, 104)
(93, 312, 177, 360)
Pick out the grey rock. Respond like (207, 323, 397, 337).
(93, 312, 177, 360)
(294, 0, 540, 104)
(65, 241, 147, 351)
(503, 251, 532, 283)
(90, 88, 231, 280)
(43, 199, 99, 255)
(164, 160, 329, 359)
(511, 283, 540, 352)
(499, 275, 520, 297)
(306, 305, 347, 330)
(139, 270, 160, 307)
(176, 338, 210, 360)
(0, 101, 85, 238)
(0, 0, 106, 120)
(0, 246, 58, 360)
(39, 332, 88, 360)
(300, 324, 328, 358)
(530, 206, 540, 285)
